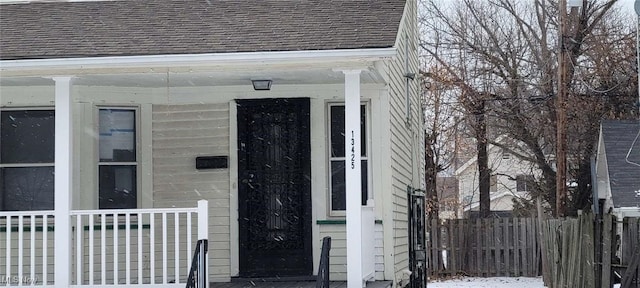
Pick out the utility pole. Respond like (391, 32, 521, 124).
(635, 0, 640, 118)
(556, 0, 568, 217)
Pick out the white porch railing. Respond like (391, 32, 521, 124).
(0, 210, 56, 287)
(0, 200, 208, 288)
(361, 200, 375, 284)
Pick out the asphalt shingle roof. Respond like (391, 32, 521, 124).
(0, 0, 405, 60)
(600, 120, 640, 208)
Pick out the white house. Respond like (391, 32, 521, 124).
(454, 137, 539, 218)
(0, 1, 424, 287)
(593, 120, 640, 218)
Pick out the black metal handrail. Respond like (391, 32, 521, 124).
(316, 236, 331, 288)
(186, 239, 208, 288)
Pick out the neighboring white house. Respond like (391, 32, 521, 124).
(0, 1, 424, 287)
(454, 137, 539, 218)
(593, 120, 640, 218)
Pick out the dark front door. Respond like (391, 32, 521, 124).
(237, 98, 312, 277)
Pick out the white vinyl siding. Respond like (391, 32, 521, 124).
(385, 0, 422, 283)
(152, 103, 230, 281)
(318, 223, 384, 281)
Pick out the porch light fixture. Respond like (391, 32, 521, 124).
(251, 79, 272, 91)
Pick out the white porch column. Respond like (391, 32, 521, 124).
(343, 70, 363, 288)
(53, 76, 73, 287)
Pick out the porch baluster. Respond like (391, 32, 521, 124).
(76, 214, 82, 285)
(162, 212, 168, 284)
(150, 214, 155, 284)
(138, 214, 144, 284)
(101, 215, 106, 285)
(43, 215, 48, 285)
(126, 213, 131, 285)
(6, 216, 10, 286)
(89, 214, 95, 285)
(175, 212, 180, 282)
(30, 215, 36, 283)
(113, 215, 118, 284)
(18, 215, 23, 282)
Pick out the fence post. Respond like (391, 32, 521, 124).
(601, 215, 612, 288)
(538, 197, 551, 286)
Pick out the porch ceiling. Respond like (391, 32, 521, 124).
(0, 66, 384, 87)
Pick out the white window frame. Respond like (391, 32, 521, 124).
(327, 102, 372, 216)
(0, 107, 55, 211)
(502, 149, 511, 160)
(490, 174, 498, 193)
(516, 174, 533, 193)
(96, 106, 141, 209)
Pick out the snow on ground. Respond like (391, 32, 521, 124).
(427, 277, 546, 287)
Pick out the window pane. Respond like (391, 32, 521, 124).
(330, 106, 345, 158)
(360, 105, 366, 156)
(490, 175, 497, 192)
(330, 105, 366, 158)
(99, 165, 137, 209)
(330, 160, 368, 211)
(516, 175, 533, 192)
(0, 167, 54, 211)
(1, 110, 55, 164)
(99, 109, 136, 162)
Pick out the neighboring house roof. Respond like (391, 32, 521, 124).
(0, 0, 405, 60)
(454, 135, 506, 176)
(599, 120, 640, 208)
(463, 190, 516, 211)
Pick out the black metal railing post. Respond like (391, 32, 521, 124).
(408, 186, 427, 288)
(186, 239, 208, 288)
(316, 236, 332, 288)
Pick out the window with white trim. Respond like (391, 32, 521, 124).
(328, 103, 369, 212)
(516, 174, 534, 192)
(490, 174, 498, 193)
(502, 149, 511, 159)
(0, 109, 55, 211)
(98, 108, 138, 209)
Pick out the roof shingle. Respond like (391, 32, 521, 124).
(0, 0, 405, 60)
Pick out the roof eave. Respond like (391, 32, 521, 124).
(0, 48, 397, 75)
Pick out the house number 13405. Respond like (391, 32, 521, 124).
(350, 131, 355, 169)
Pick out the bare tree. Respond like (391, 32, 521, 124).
(422, 66, 465, 221)
(420, 0, 637, 216)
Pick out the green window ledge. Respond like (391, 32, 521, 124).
(316, 219, 382, 225)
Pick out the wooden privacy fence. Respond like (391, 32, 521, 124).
(619, 217, 640, 288)
(541, 213, 596, 288)
(540, 213, 640, 288)
(427, 217, 541, 278)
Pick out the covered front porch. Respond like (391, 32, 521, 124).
(1, 50, 390, 287)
